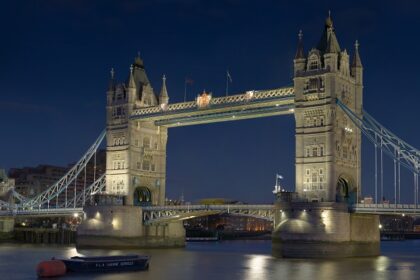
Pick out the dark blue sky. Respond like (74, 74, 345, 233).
(1, 1, 420, 203)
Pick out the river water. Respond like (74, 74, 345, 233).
(0, 240, 419, 280)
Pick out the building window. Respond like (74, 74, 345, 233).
(306, 148, 310, 157)
(151, 164, 155, 172)
(142, 160, 150, 171)
(343, 146, 348, 159)
(312, 147, 318, 157)
(319, 169, 323, 175)
(137, 162, 141, 169)
(143, 137, 150, 149)
(312, 172, 318, 183)
(320, 146, 324, 157)
(320, 116, 324, 126)
(309, 60, 319, 70)
(306, 169, 310, 176)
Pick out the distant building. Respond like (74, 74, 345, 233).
(185, 213, 272, 233)
(0, 169, 15, 196)
(8, 150, 106, 201)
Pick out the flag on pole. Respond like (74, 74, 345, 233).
(227, 70, 232, 83)
(277, 174, 283, 179)
(184, 77, 194, 102)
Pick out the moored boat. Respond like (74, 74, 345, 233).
(37, 255, 150, 277)
(61, 255, 150, 273)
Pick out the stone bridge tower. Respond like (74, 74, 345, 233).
(293, 15, 363, 203)
(105, 55, 168, 206)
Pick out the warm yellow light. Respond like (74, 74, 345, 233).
(379, 224, 383, 229)
(73, 213, 79, 218)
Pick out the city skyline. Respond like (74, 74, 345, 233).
(1, 1, 420, 203)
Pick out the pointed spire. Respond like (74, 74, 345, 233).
(317, 11, 341, 54)
(352, 40, 363, 68)
(294, 30, 305, 59)
(128, 64, 136, 89)
(108, 67, 115, 91)
(133, 51, 144, 68)
(159, 74, 169, 104)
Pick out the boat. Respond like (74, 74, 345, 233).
(62, 255, 150, 273)
(37, 255, 150, 277)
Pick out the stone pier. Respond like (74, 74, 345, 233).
(77, 205, 185, 249)
(0, 217, 14, 240)
(272, 202, 380, 258)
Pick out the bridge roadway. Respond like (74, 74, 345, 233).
(1, 204, 420, 220)
(130, 87, 295, 127)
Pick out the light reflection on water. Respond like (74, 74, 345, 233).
(0, 240, 419, 280)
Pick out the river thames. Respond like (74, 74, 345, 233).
(0, 240, 418, 279)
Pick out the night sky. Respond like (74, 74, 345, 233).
(1, 1, 420, 204)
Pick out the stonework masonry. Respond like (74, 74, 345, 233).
(293, 15, 363, 204)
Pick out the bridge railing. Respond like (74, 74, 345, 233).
(142, 204, 275, 224)
(132, 87, 294, 118)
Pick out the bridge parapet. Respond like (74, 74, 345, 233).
(142, 204, 275, 225)
(352, 203, 420, 215)
(131, 87, 295, 120)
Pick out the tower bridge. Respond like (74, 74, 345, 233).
(1, 14, 420, 257)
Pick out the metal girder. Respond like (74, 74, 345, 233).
(352, 203, 420, 215)
(337, 99, 420, 174)
(59, 174, 106, 208)
(142, 204, 275, 225)
(16, 130, 106, 210)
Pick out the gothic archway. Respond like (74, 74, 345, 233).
(335, 176, 356, 204)
(133, 187, 152, 206)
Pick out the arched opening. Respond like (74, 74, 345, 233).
(335, 176, 356, 204)
(133, 187, 152, 206)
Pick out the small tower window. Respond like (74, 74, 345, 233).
(143, 137, 150, 149)
(142, 160, 150, 171)
(320, 146, 324, 156)
(312, 147, 318, 157)
(309, 60, 319, 70)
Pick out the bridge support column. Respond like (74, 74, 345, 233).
(272, 202, 380, 258)
(76, 205, 185, 249)
(0, 217, 15, 240)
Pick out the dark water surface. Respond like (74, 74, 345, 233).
(0, 240, 419, 280)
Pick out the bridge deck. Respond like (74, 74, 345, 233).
(130, 87, 295, 127)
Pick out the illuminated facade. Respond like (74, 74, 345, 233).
(105, 56, 168, 205)
(293, 15, 363, 202)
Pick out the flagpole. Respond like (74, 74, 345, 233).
(184, 78, 187, 102)
(226, 71, 228, 96)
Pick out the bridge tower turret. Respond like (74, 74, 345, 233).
(294, 14, 363, 203)
(105, 54, 168, 206)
